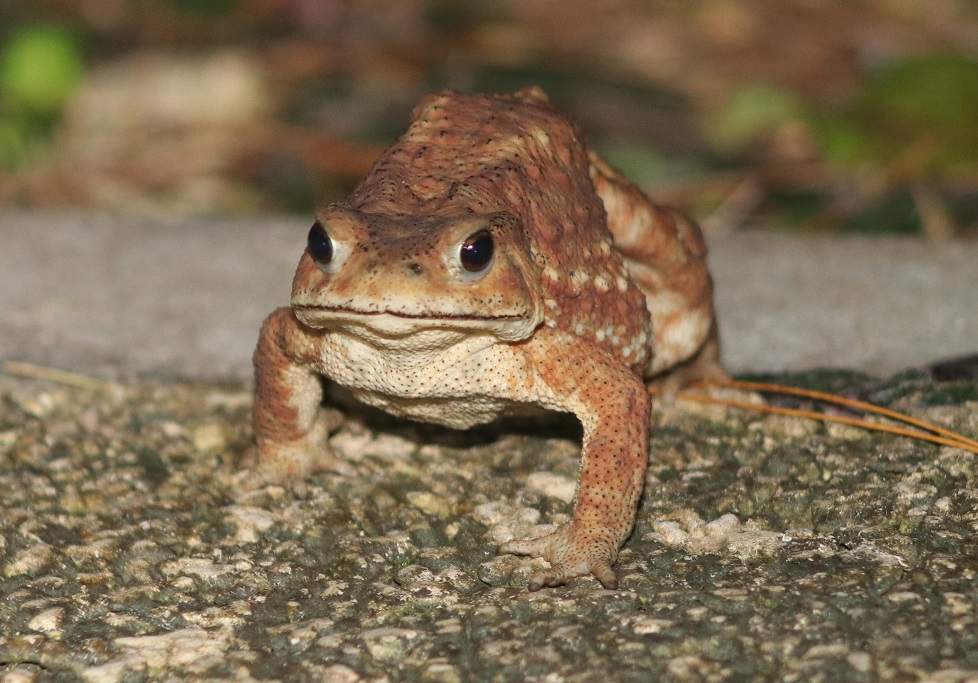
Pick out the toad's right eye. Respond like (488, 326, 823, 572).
(459, 230, 494, 274)
(307, 221, 333, 269)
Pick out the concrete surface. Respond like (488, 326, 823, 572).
(1, 210, 976, 379)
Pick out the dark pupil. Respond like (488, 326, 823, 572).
(460, 230, 494, 272)
(307, 221, 333, 266)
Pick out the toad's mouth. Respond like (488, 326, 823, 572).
(291, 302, 540, 342)
(293, 303, 525, 322)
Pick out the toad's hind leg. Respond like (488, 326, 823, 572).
(588, 151, 729, 391)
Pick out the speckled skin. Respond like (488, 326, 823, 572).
(250, 88, 727, 590)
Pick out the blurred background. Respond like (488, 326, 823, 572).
(1, 0, 977, 237)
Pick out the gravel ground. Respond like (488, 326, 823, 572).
(1, 367, 976, 682)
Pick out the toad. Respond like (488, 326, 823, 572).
(249, 87, 727, 590)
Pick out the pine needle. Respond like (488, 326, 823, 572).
(2, 361, 113, 391)
(651, 379, 978, 456)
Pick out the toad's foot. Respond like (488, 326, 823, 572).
(236, 409, 348, 497)
(497, 522, 619, 591)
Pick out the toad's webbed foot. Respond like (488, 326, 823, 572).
(497, 522, 619, 591)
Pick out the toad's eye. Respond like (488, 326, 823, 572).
(459, 230, 494, 274)
(307, 220, 333, 269)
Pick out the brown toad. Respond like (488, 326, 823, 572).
(249, 87, 727, 590)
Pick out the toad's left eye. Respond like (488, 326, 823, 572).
(307, 220, 333, 269)
(459, 230, 494, 274)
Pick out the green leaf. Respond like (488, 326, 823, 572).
(814, 53, 978, 172)
(0, 25, 83, 119)
(707, 83, 807, 153)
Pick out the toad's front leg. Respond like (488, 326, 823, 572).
(496, 329, 650, 590)
(245, 307, 343, 493)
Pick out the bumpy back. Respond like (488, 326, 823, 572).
(347, 88, 654, 372)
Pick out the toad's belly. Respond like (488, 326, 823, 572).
(345, 387, 526, 430)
